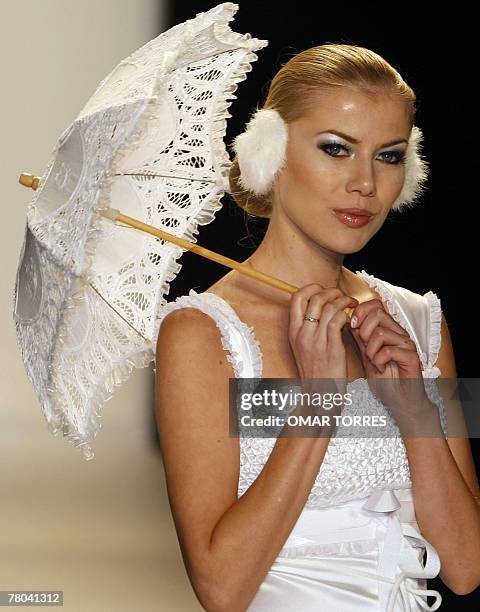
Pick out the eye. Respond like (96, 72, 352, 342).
(318, 143, 350, 157)
(377, 151, 406, 165)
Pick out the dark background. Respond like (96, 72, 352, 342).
(166, 1, 478, 607)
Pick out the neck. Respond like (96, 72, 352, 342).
(238, 214, 355, 305)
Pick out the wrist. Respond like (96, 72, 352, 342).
(395, 398, 444, 438)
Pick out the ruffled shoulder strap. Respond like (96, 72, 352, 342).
(156, 289, 263, 379)
(356, 271, 442, 377)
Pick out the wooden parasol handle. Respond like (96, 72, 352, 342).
(101, 209, 354, 319)
(19, 173, 41, 190)
(101, 208, 300, 294)
(19, 173, 354, 318)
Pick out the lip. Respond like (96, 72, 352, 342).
(334, 208, 374, 217)
(333, 209, 374, 228)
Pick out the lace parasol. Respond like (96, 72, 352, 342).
(14, 3, 269, 460)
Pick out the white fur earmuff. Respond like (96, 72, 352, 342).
(231, 107, 429, 212)
(391, 125, 429, 212)
(231, 108, 288, 196)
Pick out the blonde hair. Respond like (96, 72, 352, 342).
(228, 43, 417, 219)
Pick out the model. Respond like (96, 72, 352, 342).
(155, 44, 480, 611)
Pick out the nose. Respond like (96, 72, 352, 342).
(346, 158, 377, 198)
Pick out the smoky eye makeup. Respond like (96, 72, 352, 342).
(317, 136, 348, 148)
(380, 149, 407, 164)
(316, 138, 350, 156)
(316, 137, 407, 165)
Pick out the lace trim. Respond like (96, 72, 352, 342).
(355, 270, 430, 371)
(423, 290, 442, 372)
(157, 289, 263, 379)
(158, 292, 242, 377)
(197, 290, 263, 378)
(57, 350, 154, 462)
(52, 279, 156, 461)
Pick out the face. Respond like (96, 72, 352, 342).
(272, 87, 411, 254)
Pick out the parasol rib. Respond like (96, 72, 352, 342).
(19, 172, 355, 320)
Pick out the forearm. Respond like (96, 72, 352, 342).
(403, 403, 480, 594)
(205, 433, 332, 611)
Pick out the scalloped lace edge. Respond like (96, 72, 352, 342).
(158, 293, 242, 378)
(157, 290, 263, 379)
(356, 270, 432, 372)
(423, 290, 442, 371)
(149, 43, 268, 308)
(198, 291, 263, 378)
(47, 346, 155, 461)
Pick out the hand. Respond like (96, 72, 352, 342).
(285, 284, 359, 435)
(349, 299, 432, 424)
(289, 284, 359, 397)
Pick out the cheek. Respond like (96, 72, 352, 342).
(281, 149, 340, 196)
(376, 166, 406, 198)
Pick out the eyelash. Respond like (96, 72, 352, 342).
(318, 143, 406, 165)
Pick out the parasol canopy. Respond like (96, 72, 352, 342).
(14, 3, 269, 460)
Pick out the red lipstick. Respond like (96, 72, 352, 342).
(333, 208, 374, 228)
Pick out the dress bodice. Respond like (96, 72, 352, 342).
(156, 270, 446, 510)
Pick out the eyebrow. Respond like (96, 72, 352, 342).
(316, 129, 408, 147)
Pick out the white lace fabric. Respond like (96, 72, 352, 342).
(13, 3, 268, 460)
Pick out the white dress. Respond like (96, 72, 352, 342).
(158, 270, 446, 611)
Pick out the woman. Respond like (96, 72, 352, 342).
(155, 44, 480, 611)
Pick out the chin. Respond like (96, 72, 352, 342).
(340, 244, 365, 255)
(312, 236, 364, 256)
(330, 242, 363, 256)
(326, 232, 368, 254)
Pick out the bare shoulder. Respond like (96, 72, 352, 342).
(156, 305, 234, 374)
(155, 305, 236, 434)
(157, 306, 222, 344)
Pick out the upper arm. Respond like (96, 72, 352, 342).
(155, 307, 240, 594)
(435, 312, 480, 500)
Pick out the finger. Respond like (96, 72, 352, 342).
(350, 326, 366, 359)
(315, 295, 359, 346)
(350, 327, 382, 375)
(325, 308, 350, 351)
(354, 303, 409, 344)
(351, 298, 387, 325)
(365, 326, 417, 364)
(293, 289, 356, 348)
(352, 299, 408, 337)
(289, 285, 342, 342)
(373, 346, 422, 375)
